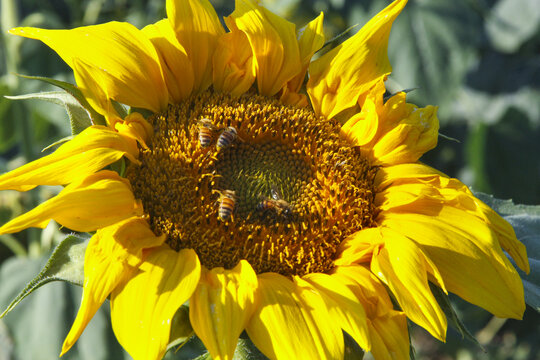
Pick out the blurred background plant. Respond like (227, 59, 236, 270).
(0, 0, 539, 359)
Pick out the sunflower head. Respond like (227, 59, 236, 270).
(0, 0, 529, 359)
(128, 90, 379, 277)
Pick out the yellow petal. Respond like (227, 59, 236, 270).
(0, 126, 138, 192)
(298, 13, 325, 74)
(375, 182, 441, 210)
(190, 261, 257, 360)
(333, 265, 409, 360)
(142, 19, 195, 103)
(342, 82, 439, 164)
(477, 203, 530, 273)
(374, 162, 445, 190)
(303, 272, 371, 351)
(284, 12, 325, 93)
(380, 210, 526, 319)
(71, 57, 120, 121)
(371, 100, 439, 165)
(166, 0, 224, 93)
(213, 21, 256, 96)
(0, 170, 142, 234)
(369, 229, 447, 340)
(439, 181, 529, 274)
(369, 311, 410, 360)
(377, 162, 529, 273)
(307, 0, 407, 119)
(10, 22, 168, 113)
(279, 86, 309, 108)
(230, 0, 302, 96)
(111, 247, 201, 360)
(335, 228, 381, 266)
(341, 94, 380, 147)
(113, 112, 154, 150)
(61, 217, 165, 355)
(246, 273, 343, 360)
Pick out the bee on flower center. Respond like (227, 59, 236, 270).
(197, 118, 218, 148)
(257, 185, 293, 218)
(217, 190, 237, 222)
(216, 127, 239, 151)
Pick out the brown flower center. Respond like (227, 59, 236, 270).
(127, 91, 378, 276)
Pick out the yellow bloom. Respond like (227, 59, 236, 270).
(4, 0, 528, 359)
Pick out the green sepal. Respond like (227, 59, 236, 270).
(438, 133, 461, 143)
(474, 192, 540, 312)
(191, 352, 212, 360)
(111, 99, 128, 119)
(110, 157, 127, 177)
(429, 283, 483, 349)
(231, 337, 268, 360)
(343, 331, 365, 360)
(0, 234, 89, 319)
(165, 335, 207, 360)
(14, 74, 106, 129)
(383, 88, 417, 102)
(319, 24, 357, 53)
(42, 135, 75, 152)
(166, 305, 194, 353)
(129, 106, 153, 119)
(406, 321, 417, 360)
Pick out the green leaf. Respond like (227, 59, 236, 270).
(0, 317, 13, 360)
(485, 0, 540, 53)
(0, 254, 129, 360)
(0, 234, 88, 319)
(6, 91, 93, 135)
(15, 74, 106, 129)
(474, 192, 540, 312)
(0, 257, 75, 360)
(454, 76, 540, 127)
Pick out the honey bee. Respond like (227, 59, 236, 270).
(197, 118, 217, 148)
(217, 190, 236, 221)
(257, 185, 293, 217)
(216, 127, 238, 151)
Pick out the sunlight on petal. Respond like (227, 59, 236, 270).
(111, 247, 200, 360)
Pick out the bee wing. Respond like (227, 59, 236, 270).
(270, 184, 282, 200)
(198, 119, 217, 131)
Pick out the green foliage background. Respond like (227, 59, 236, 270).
(0, 0, 539, 359)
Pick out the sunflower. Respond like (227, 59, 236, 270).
(2, 0, 529, 359)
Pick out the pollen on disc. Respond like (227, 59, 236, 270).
(127, 91, 379, 277)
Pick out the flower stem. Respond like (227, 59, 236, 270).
(467, 122, 492, 193)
